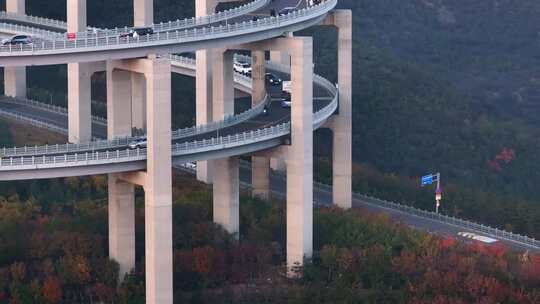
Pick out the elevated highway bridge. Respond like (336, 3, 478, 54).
(0, 0, 352, 302)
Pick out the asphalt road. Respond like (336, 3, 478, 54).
(234, 164, 540, 254)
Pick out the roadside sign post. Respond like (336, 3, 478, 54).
(421, 172, 442, 213)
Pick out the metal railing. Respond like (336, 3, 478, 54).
(311, 182, 540, 250)
(0, 54, 273, 158)
(0, 108, 68, 136)
(0, 0, 268, 36)
(0, 87, 337, 168)
(0, 0, 337, 55)
(0, 22, 64, 39)
(1, 97, 107, 126)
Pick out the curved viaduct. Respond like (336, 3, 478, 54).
(0, 0, 352, 302)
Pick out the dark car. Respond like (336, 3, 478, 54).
(2, 35, 32, 46)
(265, 73, 282, 86)
(120, 27, 154, 38)
(280, 91, 292, 108)
(278, 7, 295, 16)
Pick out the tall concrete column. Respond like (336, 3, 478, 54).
(212, 50, 240, 236)
(4, 0, 26, 99)
(250, 50, 271, 199)
(330, 10, 353, 209)
(195, 0, 218, 184)
(286, 37, 313, 273)
(106, 63, 135, 281)
(134, 0, 153, 27)
(144, 56, 173, 304)
(132, 0, 153, 131)
(67, 0, 92, 143)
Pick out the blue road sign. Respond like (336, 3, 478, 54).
(421, 174, 434, 186)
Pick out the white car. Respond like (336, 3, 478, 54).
(234, 61, 251, 75)
(128, 137, 147, 149)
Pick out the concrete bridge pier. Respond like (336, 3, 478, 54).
(251, 50, 271, 200)
(195, 0, 219, 184)
(106, 64, 136, 281)
(212, 49, 240, 237)
(4, 0, 26, 98)
(67, 0, 92, 143)
(286, 37, 314, 274)
(323, 10, 353, 209)
(131, 0, 153, 131)
(108, 56, 173, 304)
(239, 36, 314, 274)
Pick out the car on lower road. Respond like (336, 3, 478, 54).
(120, 27, 154, 38)
(2, 35, 33, 46)
(280, 91, 291, 108)
(279, 7, 295, 16)
(265, 73, 282, 86)
(128, 137, 147, 149)
(234, 61, 252, 75)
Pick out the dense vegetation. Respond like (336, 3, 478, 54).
(0, 169, 539, 303)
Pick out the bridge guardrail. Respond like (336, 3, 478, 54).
(0, 85, 338, 168)
(0, 0, 337, 55)
(0, 53, 337, 158)
(311, 182, 540, 250)
(1, 97, 107, 126)
(0, 55, 272, 158)
(0, 108, 68, 136)
(0, 0, 268, 37)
